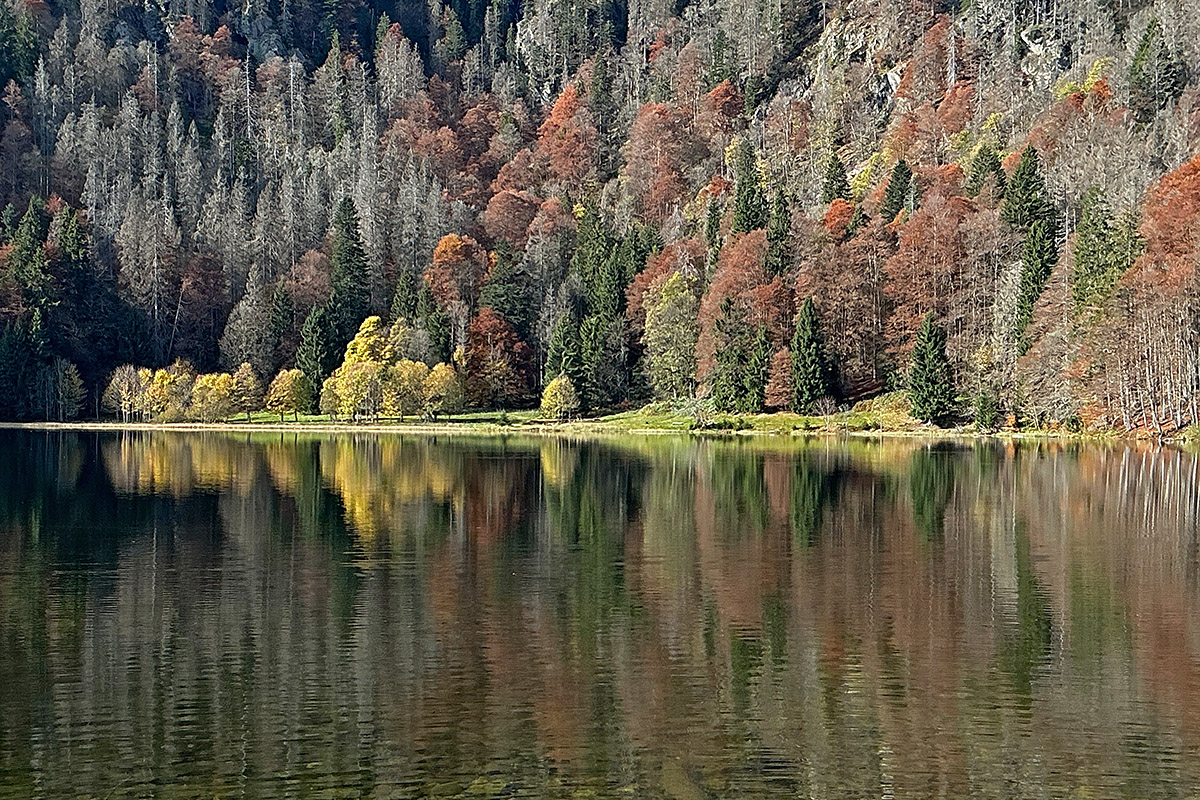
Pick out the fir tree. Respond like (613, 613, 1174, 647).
(390, 272, 419, 324)
(416, 281, 452, 363)
(1013, 218, 1057, 344)
(909, 313, 956, 424)
(710, 298, 752, 412)
(764, 189, 791, 276)
(821, 154, 851, 204)
(268, 282, 294, 368)
(705, 197, 723, 272)
(479, 242, 537, 342)
(880, 159, 912, 223)
(1001, 146, 1054, 230)
(1072, 188, 1144, 314)
(328, 197, 371, 347)
(732, 138, 768, 233)
(965, 143, 1006, 198)
(790, 297, 831, 413)
(296, 304, 337, 402)
(741, 326, 771, 413)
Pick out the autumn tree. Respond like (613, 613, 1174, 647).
(541, 374, 580, 419)
(425, 234, 490, 345)
(265, 369, 312, 421)
(464, 307, 532, 408)
(231, 362, 264, 422)
(643, 271, 700, 400)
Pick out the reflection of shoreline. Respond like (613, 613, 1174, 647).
(0, 420, 1145, 443)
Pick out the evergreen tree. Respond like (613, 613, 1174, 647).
(1013, 218, 1057, 344)
(1129, 20, 1189, 123)
(741, 326, 771, 413)
(415, 281, 452, 362)
(390, 271, 419, 324)
(821, 154, 851, 204)
(546, 313, 586, 406)
(268, 282, 294, 368)
(790, 297, 831, 413)
(1072, 188, 1144, 314)
(710, 298, 752, 412)
(479, 242, 537, 342)
(909, 313, 955, 424)
(764, 189, 791, 276)
(965, 143, 1006, 198)
(880, 159, 912, 223)
(705, 197, 723, 271)
(1001, 146, 1054, 230)
(328, 197, 371, 347)
(732, 138, 768, 233)
(296, 304, 337, 402)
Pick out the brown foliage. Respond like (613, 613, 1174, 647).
(483, 190, 541, 247)
(464, 307, 532, 406)
(536, 85, 597, 186)
(626, 238, 705, 334)
(426, 234, 490, 311)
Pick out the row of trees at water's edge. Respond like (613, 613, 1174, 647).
(1, 0, 1199, 431)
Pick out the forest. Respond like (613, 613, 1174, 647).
(0, 0, 1198, 431)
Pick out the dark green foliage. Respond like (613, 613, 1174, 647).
(1001, 147, 1055, 231)
(390, 272, 419, 324)
(790, 297, 831, 413)
(0, 322, 33, 420)
(0, 204, 17, 244)
(296, 305, 337, 398)
(479, 242, 538, 342)
(1129, 20, 1189, 123)
(908, 313, 955, 424)
(705, 197, 723, 271)
(764, 189, 791, 276)
(328, 197, 371, 346)
(732, 138, 768, 233)
(0, 1, 37, 91)
(965, 144, 1006, 198)
(416, 281, 452, 363)
(710, 299, 753, 412)
(880, 159, 912, 223)
(741, 326, 771, 413)
(708, 30, 735, 88)
(1072, 187, 1143, 314)
(821, 154, 851, 204)
(8, 199, 53, 312)
(269, 284, 294, 345)
(1013, 218, 1057, 343)
(546, 313, 587, 408)
(974, 390, 1000, 430)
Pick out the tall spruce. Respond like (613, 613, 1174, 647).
(296, 305, 337, 402)
(741, 326, 771, 413)
(710, 298, 752, 412)
(821, 154, 851, 204)
(965, 144, 1006, 198)
(764, 189, 791, 276)
(732, 138, 768, 233)
(909, 313, 955, 424)
(1000, 146, 1055, 230)
(791, 297, 831, 413)
(880, 159, 912, 223)
(1013, 218, 1057, 344)
(328, 197, 371, 347)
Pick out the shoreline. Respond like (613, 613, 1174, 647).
(0, 416, 1145, 443)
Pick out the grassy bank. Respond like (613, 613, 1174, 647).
(0, 392, 1130, 441)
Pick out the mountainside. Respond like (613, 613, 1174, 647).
(0, 0, 1198, 430)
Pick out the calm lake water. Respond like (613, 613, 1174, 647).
(2, 430, 1200, 798)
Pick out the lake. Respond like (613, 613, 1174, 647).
(1, 429, 1199, 798)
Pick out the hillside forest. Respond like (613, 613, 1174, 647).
(1, 0, 1199, 430)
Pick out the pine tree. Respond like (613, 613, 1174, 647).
(297, 304, 337, 403)
(390, 272, 419, 324)
(764, 189, 791, 276)
(821, 154, 851, 204)
(790, 297, 831, 413)
(1013, 218, 1057, 344)
(741, 326, 771, 413)
(909, 313, 955, 424)
(329, 197, 371, 347)
(710, 298, 752, 412)
(965, 143, 1006, 198)
(1001, 146, 1054, 230)
(732, 138, 768, 233)
(880, 159, 912, 223)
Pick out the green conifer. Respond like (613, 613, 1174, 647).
(790, 297, 831, 413)
(328, 197, 370, 346)
(732, 138, 768, 233)
(880, 159, 912, 223)
(765, 189, 791, 276)
(821, 154, 851, 204)
(909, 313, 955, 424)
(965, 143, 1006, 198)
